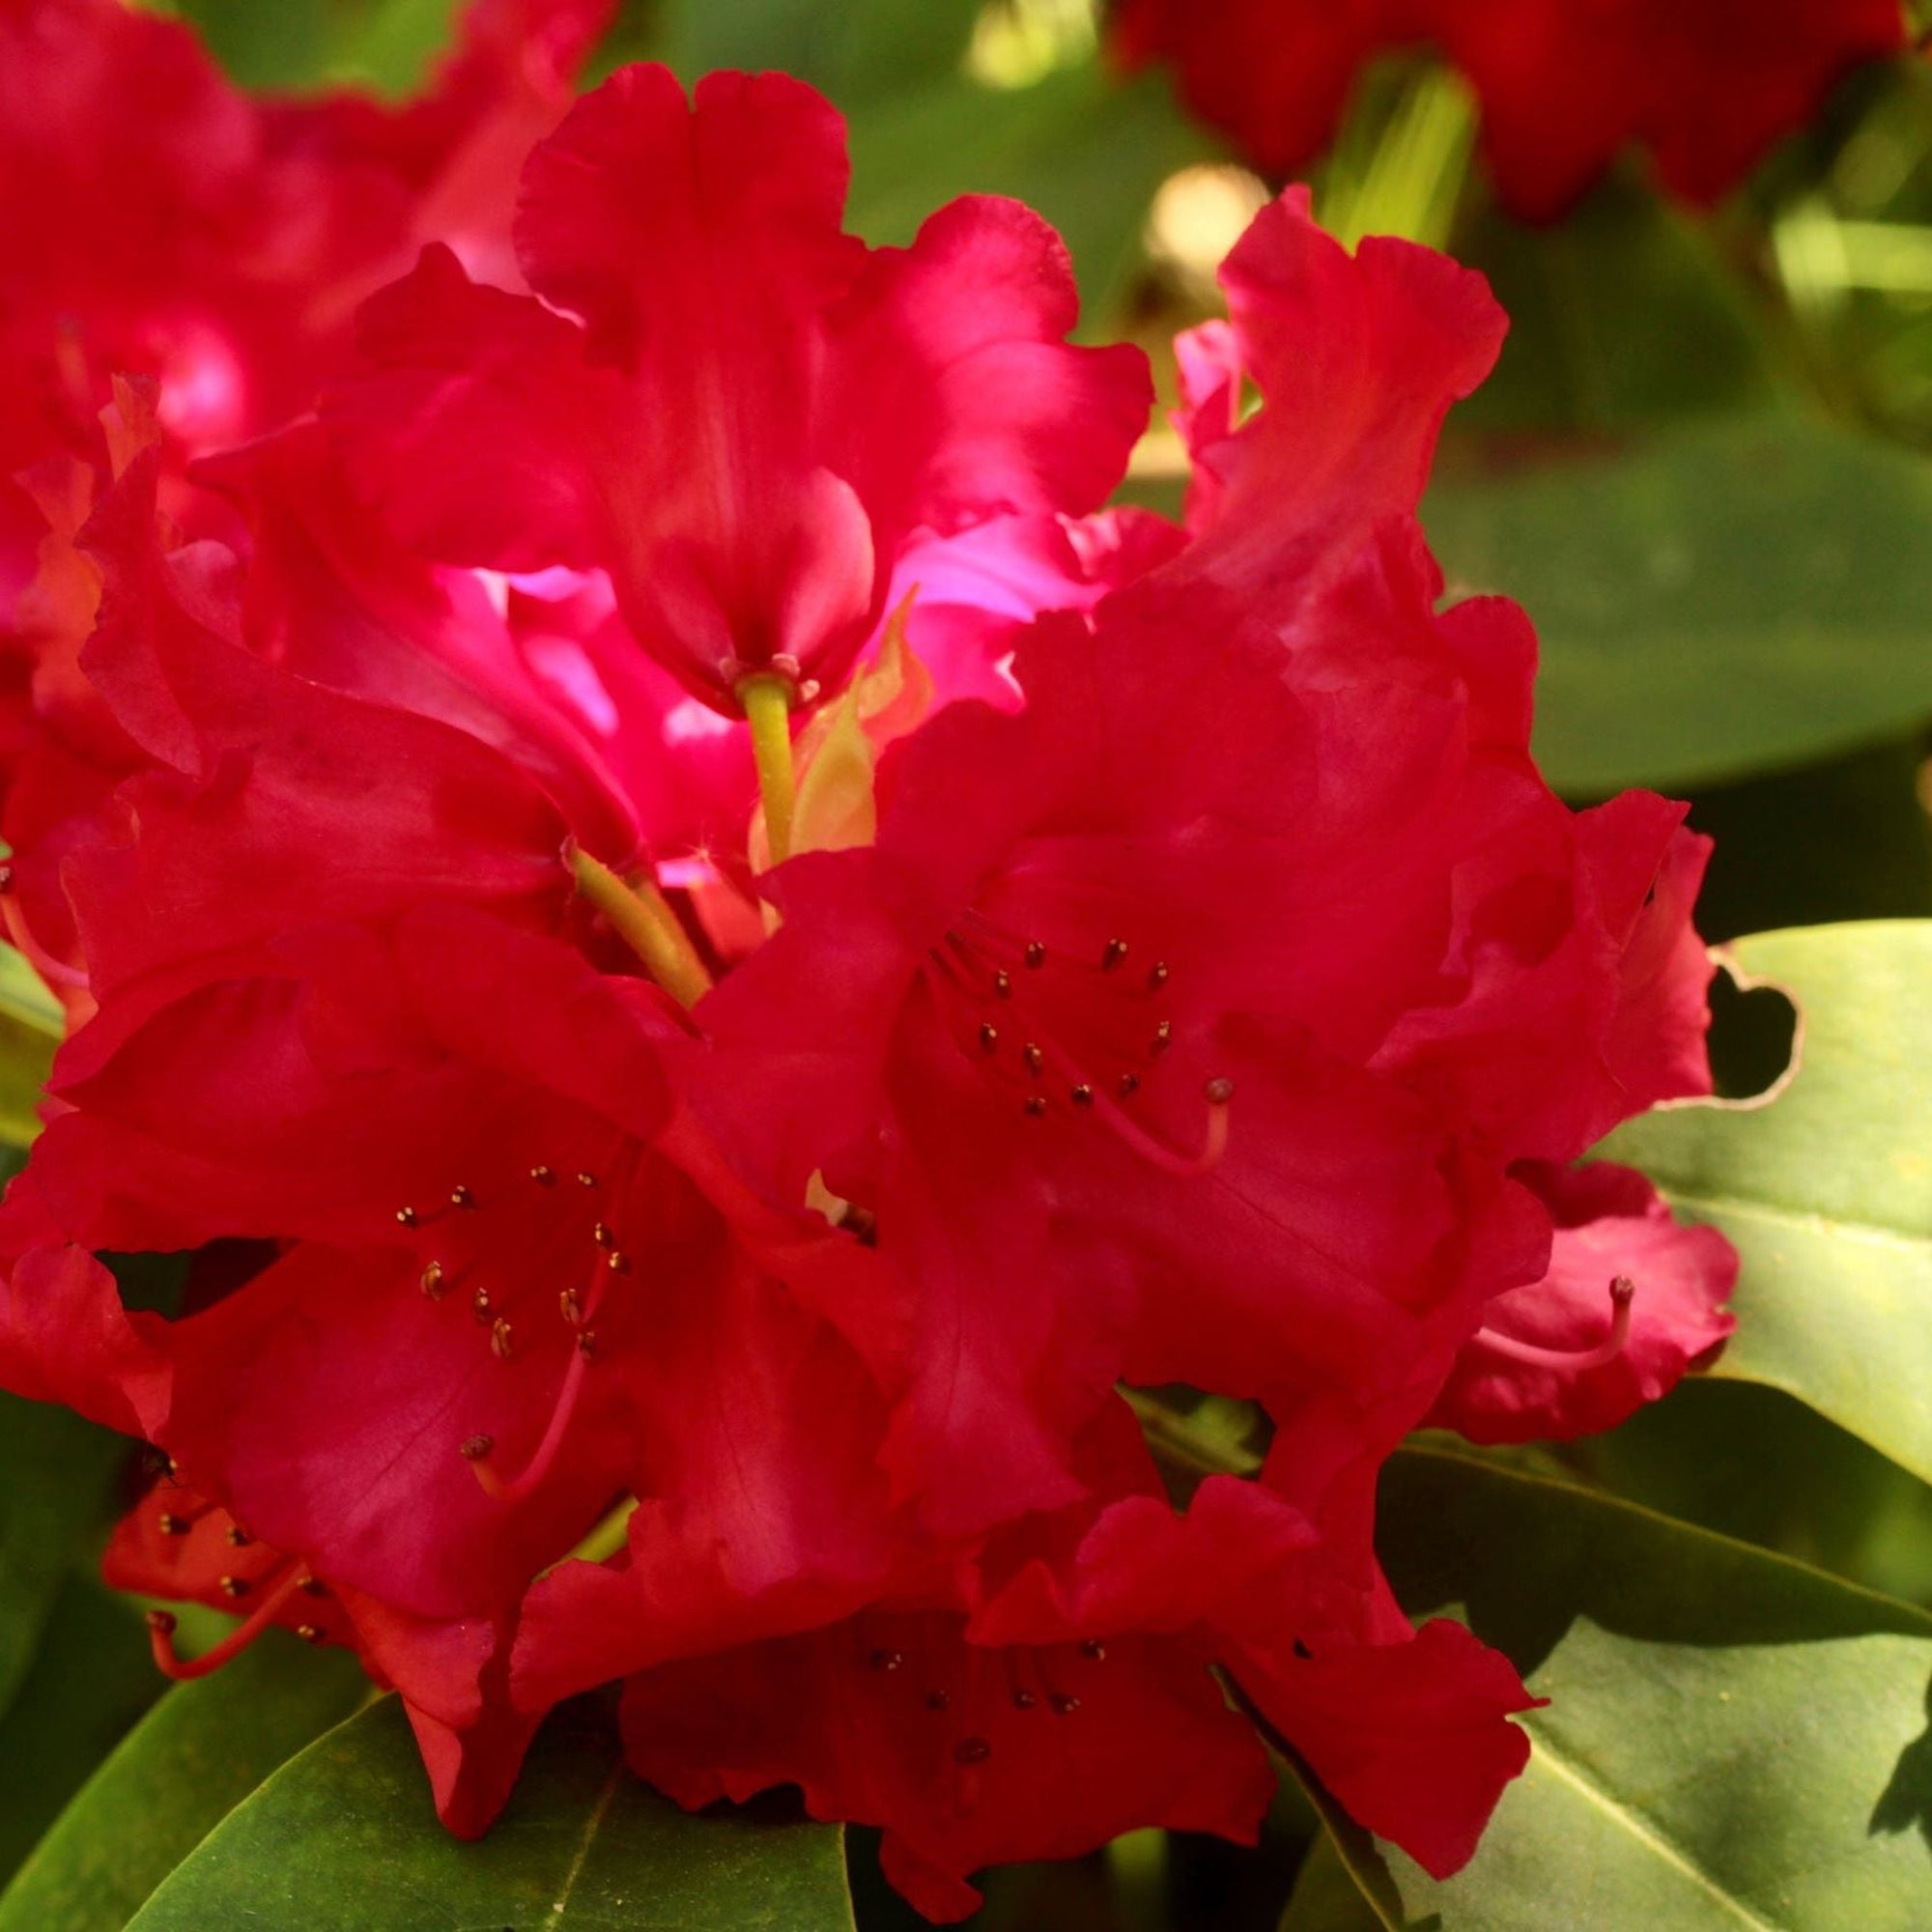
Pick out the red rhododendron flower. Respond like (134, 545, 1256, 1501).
(0, 43, 1737, 1922)
(325, 63, 1151, 713)
(1430, 1158, 1739, 1441)
(1114, 0, 1906, 220)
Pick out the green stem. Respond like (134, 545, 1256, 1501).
(738, 673, 799, 867)
(569, 847, 713, 1009)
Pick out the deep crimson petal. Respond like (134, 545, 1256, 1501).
(1431, 1158, 1738, 1442)
(329, 65, 1150, 708)
(618, 1614, 1273, 1923)
(1166, 187, 1505, 623)
(1235, 1616, 1539, 1879)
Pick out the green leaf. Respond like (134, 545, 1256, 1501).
(1605, 921, 1932, 1492)
(0, 1577, 168, 1889)
(0, 1398, 127, 1722)
(1278, 1831, 1392, 1932)
(155, 0, 461, 95)
(1423, 416, 1932, 793)
(128, 1695, 855, 1931)
(659, 0, 979, 106)
(0, 1634, 367, 1932)
(1305, 1446, 1932, 1930)
(846, 65, 1213, 323)
(0, 943, 61, 1148)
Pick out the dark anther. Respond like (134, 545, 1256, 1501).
(1023, 1042, 1045, 1075)
(979, 1023, 999, 1054)
(1069, 1084, 1094, 1107)
(420, 1261, 446, 1299)
(296, 1625, 327, 1645)
(1147, 961, 1170, 989)
(1050, 1693, 1081, 1716)
(953, 1737, 993, 1766)
(460, 1435, 495, 1461)
(490, 1318, 515, 1360)
(1151, 1020, 1173, 1055)
(1293, 1638, 1312, 1660)
(146, 1609, 177, 1635)
(449, 1184, 475, 1210)
(471, 1287, 493, 1321)
(576, 1171, 598, 1189)
(395, 1206, 417, 1228)
(1102, 938, 1128, 971)
(1024, 941, 1046, 969)
(559, 1288, 582, 1325)
(577, 1330, 599, 1358)
(926, 1690, 952, 1713)
(1011, 1690, 1037, 1710)
(157, 1514, 187, 1537)
(1024, 1095, 1048, 1118)
(994, 970, 1012, 1000)
(298, 1578, 329, 1598)
(225, 1525, 252, 1548)
(1204, 1076, 1235, 1105)
(592, 1222, 615, 1248)
(868, 1649, 904, 1672)
(607, 1251, 631, 1275)
(1117, 1073, 1140, 1099)
(218, 1576, 249, 1598)
(530, 1164, 556, 1186)
(1080, 1638, 1107, 1661)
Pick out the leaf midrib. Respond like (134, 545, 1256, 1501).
(1656, 1185, 1932, 1257)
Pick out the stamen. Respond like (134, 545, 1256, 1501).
(471, 1287, 493, 1321)
(953, 1737, 992, 1765)
(296, 1624, 327, 1645)
(1024, 941, 1045, 970)
(217, 1576, 249, 1598)
(224, 1525, 253, 1548)
(530, 1165, 556, 1186)
(979, 1024, 998, 1054)
(395, 1206, 417, 1228)
(490, 1318, 515, 1360)
(1069, 1084, 1094, 1107)
(1477, 1277, 1636, 1374)
(869, 1649, 904, 1672)
(994, 971, 1012, 1000)
(1101, 939, 1128, 971)
(926, 1690, 951, 1712)
(1024, 1095, 1048, 1118)
(1147, 961, 1170, 989)
(420, 1261, 446, 1300)
(1118, 1074, 1140, 1099)
(449, 1184, 476, 1210)
(1023, 1042, 1045, 1075)
(577, 1171, 598, 1189)
(146, 1567, 310, 1681)
(1150, 1021, 1173, 1056)
(1080, 1638, 1107, 1661)
(592, 1222, 614, 1248)
(467, 1341, 594, 1504)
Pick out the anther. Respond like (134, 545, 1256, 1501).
(926, 1690, 952, 1713)
(979, 1023, 998, 1054)
(296, 1625, 327, 1645)
(1024, 941, 1045, 969)
(576, 1330, 598, 1358)
(157, 1514, 187, 1537)
(218, 1576, 249, 1598)
(994, 971, 1012, 1000)
(147, 1609, 177, 1636)
(953, 1737, 992, 1766)
(1023, 1042, 1045, 1075)
(148, 1570, 310, 1682)
(460, 1435, 495, 1461)
(530, 1164, 556, 1186)
(1102, 939, 1128, 971)
(471, 1286, 493, 1321)
(1024, 1095, 1048, 1118)
(607, 1251, 631, 1275)
(1118, 1073, 1140, 1099)
(1204, 1076, 1235, 1105)
(869, 1649, 904, 1673)
(576, 1171, 597, 1189)
(592, 1222, 614, 1248)
(449, 1183, 475, 1210)
(225, 1525, 252, 1548)
(490, 1318, 515, 1360)
(298, 1578, 329, 1598)
(1147, 961, 1170, 989)
(1151, 1021, 1173, 1055)
(1069, 1084, 1094, 1107)
(1051, 1693, 1081, 1715)
(1011, 1690, 1037, 1709)
(420, 1261, 446, 1299)
(1476, 1275, 1637, 1375)
(559, 1288, 582, 1325)
(395, 1206, 417, 1228)
(1080, 1638, 1107, 1661)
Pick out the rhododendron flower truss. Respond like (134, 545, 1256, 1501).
(326, 63, 1151, 714)
(1113, 0, 1907, 220)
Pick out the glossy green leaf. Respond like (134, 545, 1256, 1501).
(1279, 1832, 1388, 1932)
(1423, 416, 1932, 793)
(659, 0, 979, 105)
(128, 1695, 854, 1931)
(1605, 921, 1932, 1491)
(0, 1634, 367, 1932)
(154, 0, 460, 95)
(1298, 1446, 1932, 1931)
(0, 1398, 127, 1722)
(0, 1577, 167, 1889)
